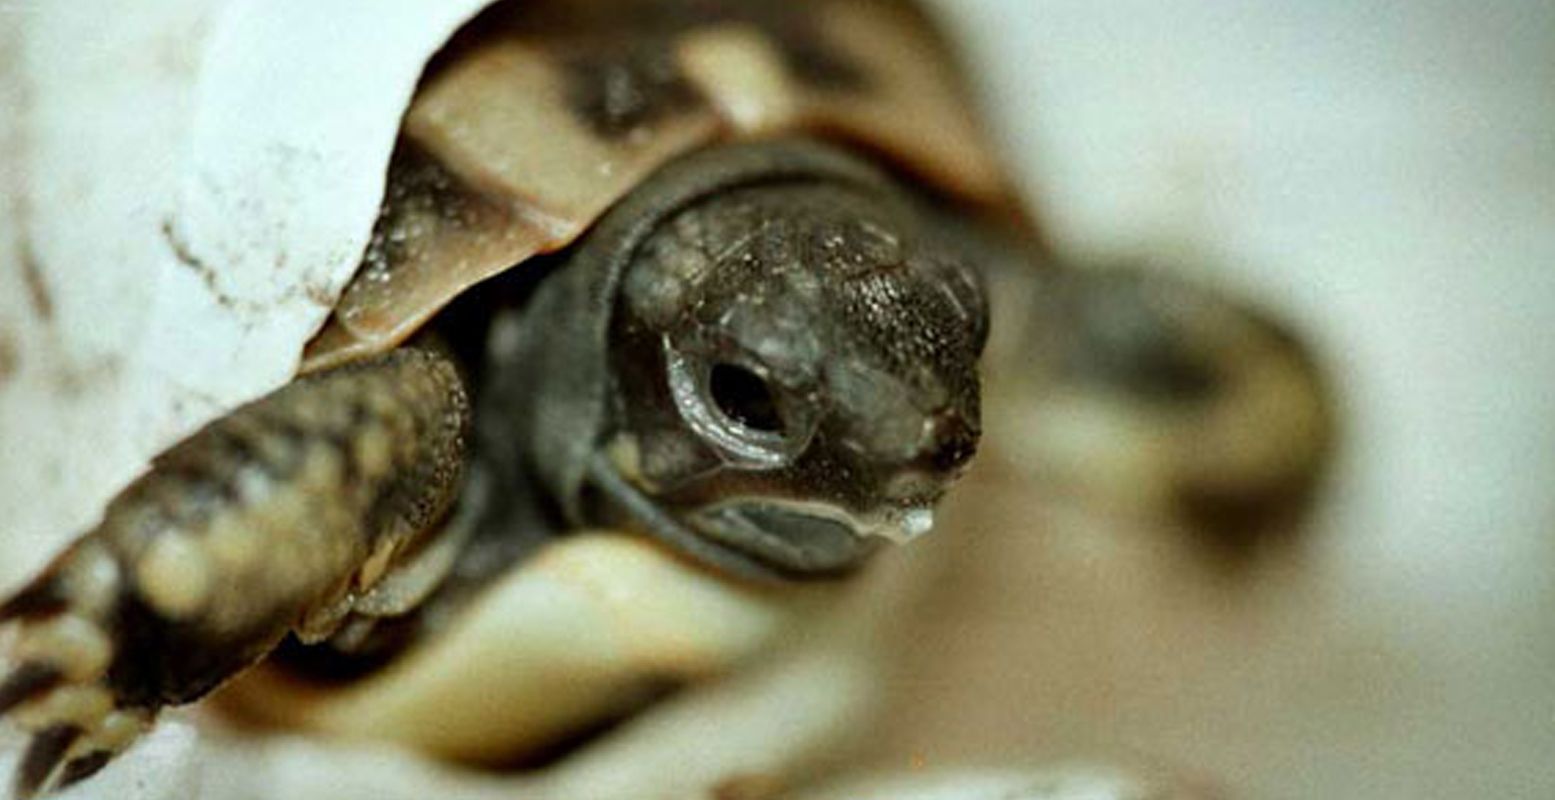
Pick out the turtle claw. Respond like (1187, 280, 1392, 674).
(0, 647, 152, 798)
(14, 728, 118, 799)
(14, 724, 81, 799)
(2, 555, 155, 798)
(53, 750, 113, 793)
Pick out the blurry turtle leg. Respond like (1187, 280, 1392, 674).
(0, 345, 469, 796)
(983, 263, 1334, 554)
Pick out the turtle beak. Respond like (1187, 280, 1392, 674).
(689, 503, 877, 574)
(689, 498, 940, 575)
(585, 453, 935, 580)
(587, 453, 875, 581)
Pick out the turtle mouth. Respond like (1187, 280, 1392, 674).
(585, 453, 937, 581)
(687, 498, 936, 575)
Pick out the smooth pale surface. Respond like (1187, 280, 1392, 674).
(220, 533, 837, 763)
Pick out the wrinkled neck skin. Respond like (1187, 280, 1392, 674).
(484, 139, 990, 581)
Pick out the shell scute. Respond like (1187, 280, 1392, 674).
(303, 0, 1011, 371)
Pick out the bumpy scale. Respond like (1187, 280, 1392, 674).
(0, 349, 468, 796)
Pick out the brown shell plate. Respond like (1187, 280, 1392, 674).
(301, 0, 1020, 372)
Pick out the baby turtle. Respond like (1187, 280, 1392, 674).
(0, 0, 1331, 795)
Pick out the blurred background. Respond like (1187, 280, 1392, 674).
(877, 1, 1555, 798)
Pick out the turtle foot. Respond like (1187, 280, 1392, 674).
(1, 572, 155, 798)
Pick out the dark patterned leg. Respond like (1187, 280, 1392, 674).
(0, 345, 469, 796)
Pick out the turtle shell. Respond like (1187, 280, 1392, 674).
(301, 0, 1019, 372)
(204, 0, 1016, 770)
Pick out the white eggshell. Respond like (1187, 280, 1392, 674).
(0, 0, 493, 581)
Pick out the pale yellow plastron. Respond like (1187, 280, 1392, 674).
(218, 532, 836, 763)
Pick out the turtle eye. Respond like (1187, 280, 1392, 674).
(664, 344, 797, 468)
(709, 362, 784, 434)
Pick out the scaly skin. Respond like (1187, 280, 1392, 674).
(0, 346, 469, 797)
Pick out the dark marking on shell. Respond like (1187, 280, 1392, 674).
(562, 45, 701, 137)
(732, 1, 869, 89)
(595, 0, 872, 92)
(432, 0, 870, 138)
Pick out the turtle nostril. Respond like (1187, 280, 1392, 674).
(924, 408, 979, 474)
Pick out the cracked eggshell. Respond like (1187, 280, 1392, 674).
(0, 0, 494, 583)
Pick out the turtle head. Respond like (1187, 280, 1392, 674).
(595, 163, 987, 579)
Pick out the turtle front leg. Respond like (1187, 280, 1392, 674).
(0, 346, 469, 796)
